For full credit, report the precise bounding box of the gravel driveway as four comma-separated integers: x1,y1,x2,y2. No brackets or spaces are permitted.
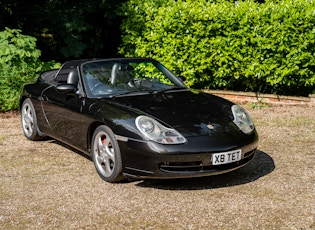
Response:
1,105,314,229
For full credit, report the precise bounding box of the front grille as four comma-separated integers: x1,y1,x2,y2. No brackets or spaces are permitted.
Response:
244,149,255,158
159,161,203,172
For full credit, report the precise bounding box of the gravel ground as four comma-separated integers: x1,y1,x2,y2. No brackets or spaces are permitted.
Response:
0,105,314,229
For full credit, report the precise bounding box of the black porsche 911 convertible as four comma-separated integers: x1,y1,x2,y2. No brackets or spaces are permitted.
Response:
20,58,258,182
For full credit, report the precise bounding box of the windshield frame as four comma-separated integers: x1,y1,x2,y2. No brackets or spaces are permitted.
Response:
79,58,186,98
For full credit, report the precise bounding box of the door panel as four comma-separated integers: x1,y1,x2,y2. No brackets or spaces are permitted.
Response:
41,86,85,148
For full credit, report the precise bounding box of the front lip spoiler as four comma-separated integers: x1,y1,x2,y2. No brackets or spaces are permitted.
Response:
124,167,154,175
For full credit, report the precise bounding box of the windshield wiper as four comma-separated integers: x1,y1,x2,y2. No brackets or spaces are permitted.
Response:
154,86,188,94
109,90,151,98
109,87,187,98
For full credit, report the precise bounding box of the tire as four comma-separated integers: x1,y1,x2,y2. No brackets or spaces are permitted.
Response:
91,125,125,182
21,98,42,141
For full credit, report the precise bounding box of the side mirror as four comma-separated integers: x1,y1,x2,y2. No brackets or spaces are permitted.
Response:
56,84,77,94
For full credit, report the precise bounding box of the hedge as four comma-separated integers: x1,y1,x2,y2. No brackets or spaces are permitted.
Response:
118,0,315,96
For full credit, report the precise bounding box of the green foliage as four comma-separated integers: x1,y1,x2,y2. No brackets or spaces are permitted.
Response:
0,28,60,112
0,0,125,61
118,0,315,96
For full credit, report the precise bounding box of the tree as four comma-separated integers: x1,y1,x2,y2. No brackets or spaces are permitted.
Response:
0,0,125,62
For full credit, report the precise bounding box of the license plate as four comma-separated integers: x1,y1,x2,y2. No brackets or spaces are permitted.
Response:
212,149,242,165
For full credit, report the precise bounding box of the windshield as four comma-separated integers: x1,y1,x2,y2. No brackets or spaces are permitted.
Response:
81,59,186,97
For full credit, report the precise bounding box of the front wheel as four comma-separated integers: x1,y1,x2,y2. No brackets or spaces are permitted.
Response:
91,125,125,182
21,98,42,141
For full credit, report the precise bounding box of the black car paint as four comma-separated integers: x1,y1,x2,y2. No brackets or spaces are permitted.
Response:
20,58,258,179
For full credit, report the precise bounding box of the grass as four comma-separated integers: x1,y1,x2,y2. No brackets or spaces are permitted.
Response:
246,101,270,109
1,106,314,229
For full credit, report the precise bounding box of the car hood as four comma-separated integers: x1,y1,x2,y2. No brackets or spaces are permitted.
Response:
109,90,238,137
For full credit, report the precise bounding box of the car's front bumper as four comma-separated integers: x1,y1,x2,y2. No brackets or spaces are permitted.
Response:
118,132,259,179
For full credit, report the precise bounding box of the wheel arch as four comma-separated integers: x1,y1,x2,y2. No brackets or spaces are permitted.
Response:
19,96,28,109
87,121,110,154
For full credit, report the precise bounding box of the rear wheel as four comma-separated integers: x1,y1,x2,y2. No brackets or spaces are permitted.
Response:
21,99,42,141
91,125,125,182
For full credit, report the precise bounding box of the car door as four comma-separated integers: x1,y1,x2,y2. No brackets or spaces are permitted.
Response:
41,69,86,148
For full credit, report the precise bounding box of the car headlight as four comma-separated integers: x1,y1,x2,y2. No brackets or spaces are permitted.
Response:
231,105,255,134
135,115,186,144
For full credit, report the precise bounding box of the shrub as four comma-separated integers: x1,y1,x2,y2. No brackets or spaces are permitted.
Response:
118,0,315,96
0,28,60,112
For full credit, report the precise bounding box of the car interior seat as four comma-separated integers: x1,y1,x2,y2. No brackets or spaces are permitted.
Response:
67,70,79,86
110,63,134,85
